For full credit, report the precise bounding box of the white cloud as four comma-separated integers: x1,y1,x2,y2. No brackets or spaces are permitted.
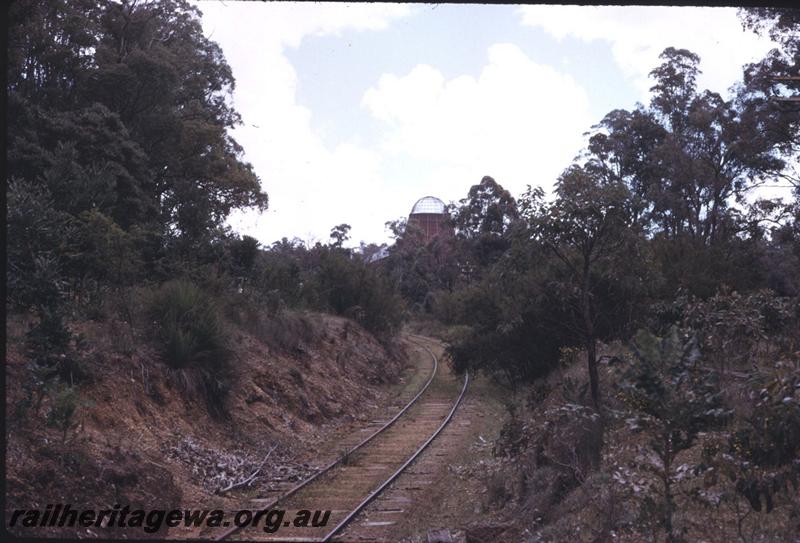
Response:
193,4,773,246
362,43,593,203
518,6,775,100
194,2,412,245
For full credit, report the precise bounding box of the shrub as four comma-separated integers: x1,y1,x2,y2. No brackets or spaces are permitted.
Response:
148,280,231,369
25,306,85,385
147,280,233,414
64,210,141,290
304,247,405,336
681,289,798,371
6,178,71,311
616,327,732,543
447,305,570,386
46,383,82,443
648,289,799,370
703,359,800,515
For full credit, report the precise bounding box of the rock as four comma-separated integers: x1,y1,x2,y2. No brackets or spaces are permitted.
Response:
427,528,453,543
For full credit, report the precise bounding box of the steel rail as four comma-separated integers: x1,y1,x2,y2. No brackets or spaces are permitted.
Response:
320,341,469,542
216,336,438,541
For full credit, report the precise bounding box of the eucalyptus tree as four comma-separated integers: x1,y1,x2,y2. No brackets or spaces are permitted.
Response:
8,0,268,259
453,176,520,275
581,46,795,296
522,165,642,407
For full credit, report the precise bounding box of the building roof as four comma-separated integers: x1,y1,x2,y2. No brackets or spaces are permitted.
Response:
410,196,446,215
367,245,391,263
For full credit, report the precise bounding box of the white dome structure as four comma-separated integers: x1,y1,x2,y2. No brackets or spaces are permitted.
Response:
408,196,450,242
410,196,446,215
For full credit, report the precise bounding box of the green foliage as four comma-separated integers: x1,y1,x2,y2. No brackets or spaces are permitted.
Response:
649,289,799,371
6,178,71,310
227,235,261,279
384,220,459,311
523,166,646,405
329,224,351,248
444,42,798,410
683,290,799,368
445,234,576,385
617,328,732,542
90,0,268,244
734,362,800,468
702,360,800,515
146,280,233,415
582,43,795,298
148,280,232,371
738,8,799,184
26,308,71,364
494,401,604,520
46,383,82,443
384,176,522,312
209,233,407,338
65,210,142,290
447,304,569,386
452,175,518,272
620,328,730,435
8,0,268,277
454,175,518,238
308,246,404,336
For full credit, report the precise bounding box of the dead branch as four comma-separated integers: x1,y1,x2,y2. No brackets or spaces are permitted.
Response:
216,444,278,495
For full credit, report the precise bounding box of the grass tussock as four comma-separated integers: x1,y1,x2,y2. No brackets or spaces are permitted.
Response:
148,280,233,415
148,280,232,370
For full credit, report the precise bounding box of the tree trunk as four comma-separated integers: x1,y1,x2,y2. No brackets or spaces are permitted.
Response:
662,434,676,543
586,337,599,408
582,261,600,408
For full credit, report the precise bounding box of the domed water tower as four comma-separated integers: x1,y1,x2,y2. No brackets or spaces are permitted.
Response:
408,196,450,243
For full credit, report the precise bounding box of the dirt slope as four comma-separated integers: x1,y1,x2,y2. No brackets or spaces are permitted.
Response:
5,312,408,539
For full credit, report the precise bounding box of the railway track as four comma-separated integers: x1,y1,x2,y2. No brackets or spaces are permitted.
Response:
218,335,469,542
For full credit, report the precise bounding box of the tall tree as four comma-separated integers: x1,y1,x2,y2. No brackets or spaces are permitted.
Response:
524,166,638,407
88,0,268,246
329,224,351,249
7,0,269,268
738,8,800,191
454,175,519,238
384,218,459,311
453,175,520,276
587,48,787,246
581,46,794,296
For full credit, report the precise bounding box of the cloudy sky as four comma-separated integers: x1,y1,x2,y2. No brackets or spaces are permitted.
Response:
194,2,775,247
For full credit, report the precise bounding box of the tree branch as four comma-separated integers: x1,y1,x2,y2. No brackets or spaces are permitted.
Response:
216,444,278,495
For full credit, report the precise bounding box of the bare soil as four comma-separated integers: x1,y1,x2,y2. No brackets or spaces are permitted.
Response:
5,311,412,539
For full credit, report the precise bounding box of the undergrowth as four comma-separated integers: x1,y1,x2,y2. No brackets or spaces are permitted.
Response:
148,280,233,415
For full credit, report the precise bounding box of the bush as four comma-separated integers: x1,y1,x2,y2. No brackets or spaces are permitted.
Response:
147,280,233,414
682,289,798,369
6,178,71,311
703,359,800,515
447,301,571,385
46,383,81,443
25,303,84,386
303,247,405,336
616,328,732,543
64,210,141,290
148,280,231,369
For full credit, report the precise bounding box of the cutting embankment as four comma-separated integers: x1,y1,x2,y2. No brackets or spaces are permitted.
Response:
5,308,413,539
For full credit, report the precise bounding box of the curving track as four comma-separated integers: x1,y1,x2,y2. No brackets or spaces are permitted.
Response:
218,335,468,542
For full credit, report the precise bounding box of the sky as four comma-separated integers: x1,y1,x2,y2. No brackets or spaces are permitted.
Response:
193,2,777,247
